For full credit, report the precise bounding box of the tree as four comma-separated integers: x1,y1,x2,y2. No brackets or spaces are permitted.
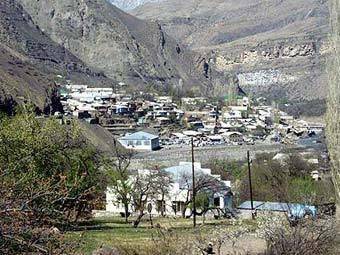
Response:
179,172,226,218
131,170,156,228
0,107,103,254
106,141,134,223
131,169,172,227
327,0,340,203
152,166,173,217
240,153,334,205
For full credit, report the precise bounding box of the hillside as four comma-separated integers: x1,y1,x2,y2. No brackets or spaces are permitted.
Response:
132,0,331,116
18,0,224,96
0,0,113,112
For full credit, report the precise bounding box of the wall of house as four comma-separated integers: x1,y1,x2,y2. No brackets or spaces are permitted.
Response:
118,139,153,151
106,181,227,217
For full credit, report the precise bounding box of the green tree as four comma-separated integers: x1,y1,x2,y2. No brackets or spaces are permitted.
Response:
0,107,103,254
239,153,332,204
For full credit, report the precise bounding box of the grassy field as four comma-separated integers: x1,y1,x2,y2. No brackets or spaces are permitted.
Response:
66,216,258,254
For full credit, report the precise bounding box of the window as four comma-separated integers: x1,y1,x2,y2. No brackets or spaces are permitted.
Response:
214,197,220,207
128,140,134,146
144,140,150,146
136,140,142,146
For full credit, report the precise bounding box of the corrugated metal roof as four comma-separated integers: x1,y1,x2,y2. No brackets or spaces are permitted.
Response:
120,131,158,140
238,201,317,217
238,201,264,210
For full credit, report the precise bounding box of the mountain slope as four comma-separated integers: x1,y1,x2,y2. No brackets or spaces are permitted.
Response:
0,0,113,112
132,0,331,116
18,0,217,94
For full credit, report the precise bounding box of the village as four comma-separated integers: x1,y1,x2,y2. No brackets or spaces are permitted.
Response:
55,82,333,222
58,82,325,151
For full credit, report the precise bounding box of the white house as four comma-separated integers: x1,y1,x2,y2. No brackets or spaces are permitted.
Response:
106,162,232,217
118,131,160,151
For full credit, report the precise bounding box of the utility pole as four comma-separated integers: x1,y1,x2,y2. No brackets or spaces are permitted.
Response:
191,137,196,227
247,150,255,220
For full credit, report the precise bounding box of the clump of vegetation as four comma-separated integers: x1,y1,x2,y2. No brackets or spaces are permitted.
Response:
0,106,104,253
257,213,336,255
239,153,334,205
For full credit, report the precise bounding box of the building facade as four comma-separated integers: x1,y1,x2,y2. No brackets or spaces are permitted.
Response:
106,162,232,217
118,131,160,151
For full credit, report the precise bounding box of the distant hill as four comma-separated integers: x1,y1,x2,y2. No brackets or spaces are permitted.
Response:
132,0,331,116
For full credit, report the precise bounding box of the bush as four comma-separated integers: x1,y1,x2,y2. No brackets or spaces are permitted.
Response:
0,108,104,253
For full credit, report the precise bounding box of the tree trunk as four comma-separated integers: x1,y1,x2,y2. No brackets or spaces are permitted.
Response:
133,211,144,228
124,202,129,223
181,204,188,218
161,194,165,217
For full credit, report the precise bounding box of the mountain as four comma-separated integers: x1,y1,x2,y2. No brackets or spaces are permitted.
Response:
132,0,331,116
108,0,163,11
0,0,113,113
18,0,225,96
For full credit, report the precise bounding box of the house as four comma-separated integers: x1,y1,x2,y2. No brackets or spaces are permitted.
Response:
225,106,249,119
118,131,160,151
106,162,232,217
222,132,244,144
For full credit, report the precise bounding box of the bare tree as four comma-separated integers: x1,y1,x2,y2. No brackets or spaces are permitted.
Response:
106,141,134,223
152,166,173,217
257,213,336,255
131,169,172,227
179,172,226,218
132,170,157,228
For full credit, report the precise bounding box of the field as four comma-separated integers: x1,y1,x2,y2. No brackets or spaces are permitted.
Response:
66,215,262,254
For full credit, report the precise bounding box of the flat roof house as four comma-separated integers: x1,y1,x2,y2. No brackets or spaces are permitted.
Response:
118,131,160,151
106,163,232,217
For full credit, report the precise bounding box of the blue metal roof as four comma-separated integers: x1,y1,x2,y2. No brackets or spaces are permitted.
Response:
238,201,264,210
120,131,158,141
238,201,317,218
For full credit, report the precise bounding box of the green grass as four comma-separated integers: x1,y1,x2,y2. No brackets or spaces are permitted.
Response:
66,216,257,254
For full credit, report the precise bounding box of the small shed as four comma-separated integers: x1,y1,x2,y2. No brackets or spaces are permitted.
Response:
118,131,160,151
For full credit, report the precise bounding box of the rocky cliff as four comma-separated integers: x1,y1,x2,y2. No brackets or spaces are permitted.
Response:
18,0,219,95
132,0,330,116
